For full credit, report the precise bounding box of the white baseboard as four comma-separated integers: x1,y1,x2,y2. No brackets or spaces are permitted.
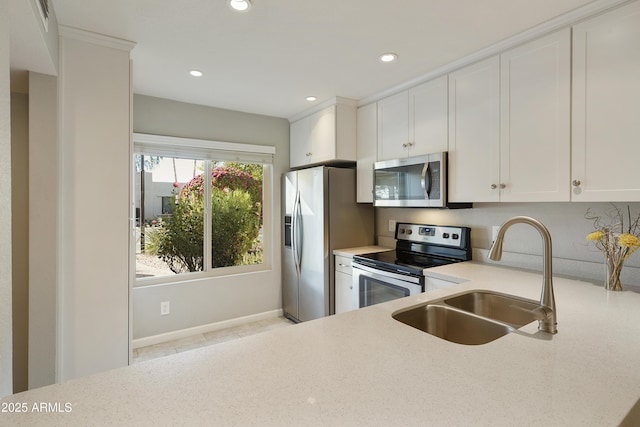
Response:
132,309,284,349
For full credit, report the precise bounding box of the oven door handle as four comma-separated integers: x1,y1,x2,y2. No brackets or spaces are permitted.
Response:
352,262,422,285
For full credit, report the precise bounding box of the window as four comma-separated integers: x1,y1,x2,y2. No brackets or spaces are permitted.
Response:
133,133,274,284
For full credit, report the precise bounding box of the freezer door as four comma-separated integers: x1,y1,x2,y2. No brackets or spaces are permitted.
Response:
282,171,299,320
297,167,329,321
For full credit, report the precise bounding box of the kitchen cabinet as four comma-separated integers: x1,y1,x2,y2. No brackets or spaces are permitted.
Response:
571,1,640,201
448,56,500,202
449,29,570,202
290,100,356,168
499,28,571,202
377,76,448,161
356,103,377,203
334,255,355,314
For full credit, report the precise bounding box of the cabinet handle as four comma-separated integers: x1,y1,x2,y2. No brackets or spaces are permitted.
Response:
402,143,408,148
338,263,349,267
491,184,497,190
572,179,581,187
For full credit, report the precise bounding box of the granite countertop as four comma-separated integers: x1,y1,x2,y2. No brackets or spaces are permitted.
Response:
2,262,640,426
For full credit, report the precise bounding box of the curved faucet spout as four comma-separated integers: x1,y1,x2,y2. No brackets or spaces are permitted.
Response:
488,216,557,334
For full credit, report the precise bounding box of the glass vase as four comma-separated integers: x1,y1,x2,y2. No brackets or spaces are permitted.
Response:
605,259,624,291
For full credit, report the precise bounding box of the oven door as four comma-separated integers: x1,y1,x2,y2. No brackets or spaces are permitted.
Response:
352,262,423,308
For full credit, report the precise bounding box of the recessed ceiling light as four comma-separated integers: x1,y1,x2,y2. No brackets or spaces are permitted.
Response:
305,96,317,102
228,0,251,11
189,70,203,77
379,53,398,63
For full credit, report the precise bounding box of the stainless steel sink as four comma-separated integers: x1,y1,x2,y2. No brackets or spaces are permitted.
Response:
392,304,514,345
444,291,541,328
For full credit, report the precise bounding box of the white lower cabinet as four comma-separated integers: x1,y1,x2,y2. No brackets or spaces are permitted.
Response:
335,256,355,314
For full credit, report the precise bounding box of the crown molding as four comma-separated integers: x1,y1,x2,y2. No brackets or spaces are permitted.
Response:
288,96,357,123
58,25,136,52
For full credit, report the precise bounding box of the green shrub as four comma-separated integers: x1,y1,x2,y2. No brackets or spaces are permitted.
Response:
147,166,262,273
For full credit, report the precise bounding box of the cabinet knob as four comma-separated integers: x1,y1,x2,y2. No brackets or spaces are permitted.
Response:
499,183,506,189
572,179,581,187
491,184,497,190
306,152,312,157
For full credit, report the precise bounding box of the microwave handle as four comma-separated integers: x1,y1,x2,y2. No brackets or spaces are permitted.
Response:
421,162,431,199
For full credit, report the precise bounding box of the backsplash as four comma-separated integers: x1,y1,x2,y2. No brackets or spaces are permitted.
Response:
375,202,640,290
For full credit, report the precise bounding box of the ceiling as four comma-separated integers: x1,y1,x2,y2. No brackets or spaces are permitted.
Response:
40,0,598,119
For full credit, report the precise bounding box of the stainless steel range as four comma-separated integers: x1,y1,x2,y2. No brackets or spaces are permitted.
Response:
352,223,472,308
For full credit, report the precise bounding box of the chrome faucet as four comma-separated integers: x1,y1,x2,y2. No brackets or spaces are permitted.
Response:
488,216,558,334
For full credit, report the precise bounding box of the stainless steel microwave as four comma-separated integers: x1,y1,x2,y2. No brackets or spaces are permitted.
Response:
373,152,471,209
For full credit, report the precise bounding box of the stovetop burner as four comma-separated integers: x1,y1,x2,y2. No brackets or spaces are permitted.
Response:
353,223,471,276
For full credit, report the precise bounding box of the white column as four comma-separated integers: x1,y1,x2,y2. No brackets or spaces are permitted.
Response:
58,26,135,381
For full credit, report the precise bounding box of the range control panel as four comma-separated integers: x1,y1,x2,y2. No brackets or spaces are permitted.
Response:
395,223,467,248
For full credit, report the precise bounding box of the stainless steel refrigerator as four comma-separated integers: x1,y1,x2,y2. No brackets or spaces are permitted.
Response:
282,166,374,322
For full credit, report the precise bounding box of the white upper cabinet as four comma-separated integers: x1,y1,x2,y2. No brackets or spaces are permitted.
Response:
356,103,377,203
449,29,570,203
377,76,448,161
290,100,356,168
571,1,640,201
410,75,448,155
377,91,409,161
448,56,500,203
500,28,571,202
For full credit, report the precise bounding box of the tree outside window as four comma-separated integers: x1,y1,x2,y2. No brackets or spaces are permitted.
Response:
134,155,264,279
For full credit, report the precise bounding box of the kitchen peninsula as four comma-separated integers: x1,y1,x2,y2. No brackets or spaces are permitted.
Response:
1,263,639,426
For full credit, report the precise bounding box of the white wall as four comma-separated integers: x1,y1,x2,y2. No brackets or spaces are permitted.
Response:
132,95,289,340
28,71,57,389
376,202,640,288
58,28,134,381
0,0,14,398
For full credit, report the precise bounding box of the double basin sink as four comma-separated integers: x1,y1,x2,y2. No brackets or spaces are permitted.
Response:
392,290,545,345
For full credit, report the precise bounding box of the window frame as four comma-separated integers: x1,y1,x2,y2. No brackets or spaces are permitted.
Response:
131,133,275,287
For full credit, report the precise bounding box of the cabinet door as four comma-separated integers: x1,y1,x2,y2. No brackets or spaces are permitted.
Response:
290,116,311,168
334,271,353,314
448,56,500,202
309,105,336,164
356,103,377,203
572,1,640,201
377,91,409,161
500,29,571,202
410,75,448,155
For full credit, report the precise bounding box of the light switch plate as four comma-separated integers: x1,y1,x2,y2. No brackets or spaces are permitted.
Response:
388,220,396,232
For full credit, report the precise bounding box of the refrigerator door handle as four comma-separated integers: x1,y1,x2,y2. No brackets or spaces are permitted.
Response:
294,192,303,271
292,191,301,274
